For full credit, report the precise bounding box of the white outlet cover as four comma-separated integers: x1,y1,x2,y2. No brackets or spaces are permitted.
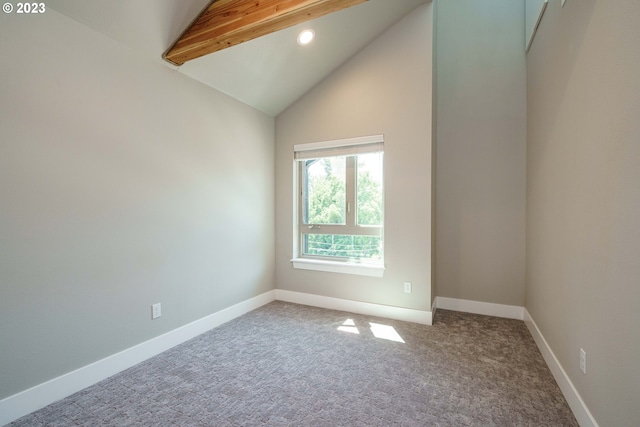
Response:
152,303,161,319
403,282,412,293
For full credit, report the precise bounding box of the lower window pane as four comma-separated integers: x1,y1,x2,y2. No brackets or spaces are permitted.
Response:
303,234,382,260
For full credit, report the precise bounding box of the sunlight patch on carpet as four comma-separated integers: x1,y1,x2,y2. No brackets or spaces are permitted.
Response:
336,318,405,343
337,318,360,334
369,322,405,343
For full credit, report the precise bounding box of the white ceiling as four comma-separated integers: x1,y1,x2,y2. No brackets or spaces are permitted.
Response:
48,0,429,116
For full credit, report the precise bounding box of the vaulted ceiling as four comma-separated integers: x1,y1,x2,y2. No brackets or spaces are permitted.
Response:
48,0,429,116
163,0,369,65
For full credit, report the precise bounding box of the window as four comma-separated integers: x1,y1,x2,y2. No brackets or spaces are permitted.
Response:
292,135,384,276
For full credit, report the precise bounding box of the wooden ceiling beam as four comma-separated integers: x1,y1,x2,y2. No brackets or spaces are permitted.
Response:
163,0,367,66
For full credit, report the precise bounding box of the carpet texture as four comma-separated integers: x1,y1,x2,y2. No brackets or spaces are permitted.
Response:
9,301,578,426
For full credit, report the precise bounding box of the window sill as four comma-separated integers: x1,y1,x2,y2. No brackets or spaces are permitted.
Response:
291,258,385,277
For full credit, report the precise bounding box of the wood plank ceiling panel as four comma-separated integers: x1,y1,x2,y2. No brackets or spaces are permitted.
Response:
163,0,368,66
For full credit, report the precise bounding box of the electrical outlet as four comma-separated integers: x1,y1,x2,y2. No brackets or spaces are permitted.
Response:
579,348,586,374
151,303,161,319
403,282,412,294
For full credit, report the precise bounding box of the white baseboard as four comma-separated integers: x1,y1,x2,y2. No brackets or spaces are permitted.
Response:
524,309,598,427
435,296,524,320
1,292,596,427
0,290,276,427
275,289,433,325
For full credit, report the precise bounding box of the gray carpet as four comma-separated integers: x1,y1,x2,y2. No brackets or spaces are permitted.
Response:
9,301,578,426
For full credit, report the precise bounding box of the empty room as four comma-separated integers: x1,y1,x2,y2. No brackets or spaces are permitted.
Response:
1,0,638,425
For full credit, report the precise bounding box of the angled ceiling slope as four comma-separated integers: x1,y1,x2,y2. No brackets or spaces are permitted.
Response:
163,0,368,66
48,0,429,116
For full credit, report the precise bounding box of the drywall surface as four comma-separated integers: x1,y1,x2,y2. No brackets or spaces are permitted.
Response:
434,0,527,306
526,0,640,425
275,4,433,311
525,0,548,51
0,10,274,399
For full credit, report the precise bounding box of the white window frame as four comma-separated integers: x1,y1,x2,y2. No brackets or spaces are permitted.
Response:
291,135,385,277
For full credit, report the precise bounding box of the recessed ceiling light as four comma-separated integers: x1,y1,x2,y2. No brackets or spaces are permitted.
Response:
297,29,315,46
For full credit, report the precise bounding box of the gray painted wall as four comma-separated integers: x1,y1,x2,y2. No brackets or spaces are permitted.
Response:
526,0,640,425
0,10,275,399
6,1,638,424
275,4,433,312
434,0,527,306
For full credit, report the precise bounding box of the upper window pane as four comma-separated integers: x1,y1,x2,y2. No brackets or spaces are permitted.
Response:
303,157,346,225
357,152,383,226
